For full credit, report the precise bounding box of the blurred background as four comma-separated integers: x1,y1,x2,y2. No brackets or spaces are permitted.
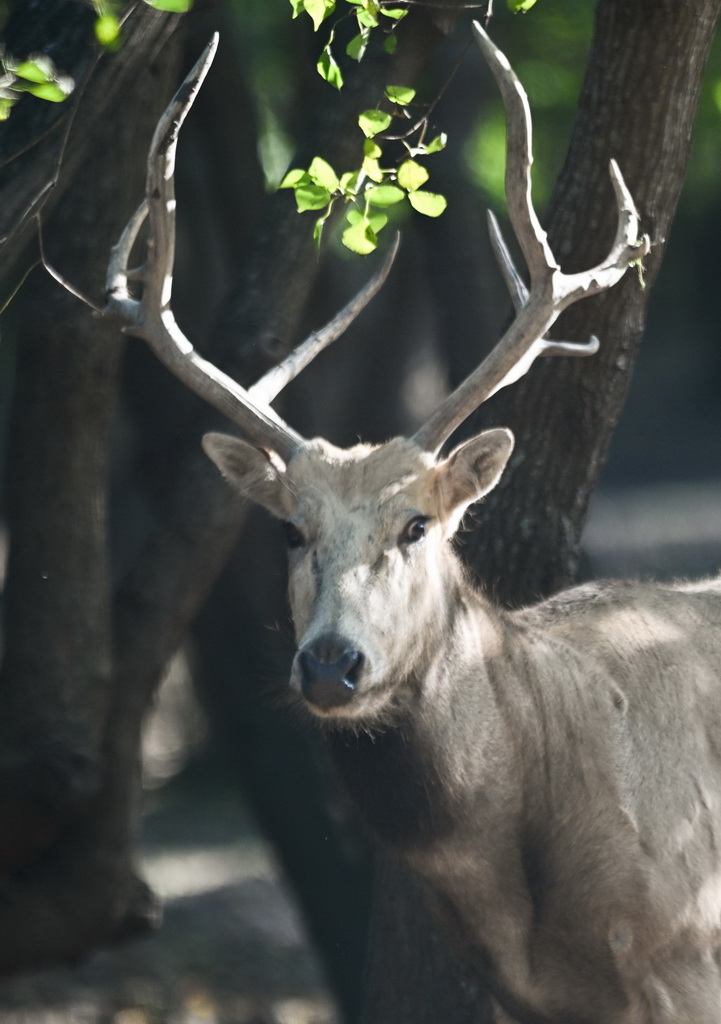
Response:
0,0,720,1021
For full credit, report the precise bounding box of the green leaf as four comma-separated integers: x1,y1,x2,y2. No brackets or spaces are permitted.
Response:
385,85,415,106
424,133,447,154
14,57,55,84
397,159,428,191
365,184,405,207
346,30,369,61
308,155,339,191
407,190,447,217
25,81,69,102
507,0,538,10
347,207,387,232
317,43,344,89
294,183,331,211
0,97,16,120
95,13,121,48
144,0,192,10
289,0,305,14
363,139,382,159
380,6,407,18
342,215,378,255
279,168,311,188
305,0,335,31
358,108,392,138
362,156,383,182
361,141,384,180
366,210,388,233
383,33,397,55
357,9,379,27
339,171,361,195
356,0,381,22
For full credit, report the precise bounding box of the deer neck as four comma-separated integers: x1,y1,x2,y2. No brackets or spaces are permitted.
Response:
324,582,522,852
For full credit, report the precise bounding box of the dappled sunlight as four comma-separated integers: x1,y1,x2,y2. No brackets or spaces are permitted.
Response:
593,606,687,651
141,841,275,900
682,870,721,933
142,649,207,789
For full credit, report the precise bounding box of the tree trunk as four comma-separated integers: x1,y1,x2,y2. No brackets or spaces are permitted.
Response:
0,1,184,969
361,1,721,1020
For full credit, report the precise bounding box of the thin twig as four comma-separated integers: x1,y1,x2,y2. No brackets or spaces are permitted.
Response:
0,259,39,316
383,38,473,143
36,213,103,313
0,44,94,252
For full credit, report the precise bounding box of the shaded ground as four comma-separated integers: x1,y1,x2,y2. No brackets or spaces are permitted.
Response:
0,778,340,1024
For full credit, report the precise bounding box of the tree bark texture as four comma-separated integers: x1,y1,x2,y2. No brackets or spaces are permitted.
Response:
361,1,721,1022
0,1,184,969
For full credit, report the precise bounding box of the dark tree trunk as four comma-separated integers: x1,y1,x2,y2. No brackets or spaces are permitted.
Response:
0,1,184,969
361,1,721,1021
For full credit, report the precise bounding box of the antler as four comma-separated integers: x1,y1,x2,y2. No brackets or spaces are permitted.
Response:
103,35,398,463
412,22,650,456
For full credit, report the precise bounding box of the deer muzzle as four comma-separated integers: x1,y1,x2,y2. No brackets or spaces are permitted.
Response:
296,636,364,712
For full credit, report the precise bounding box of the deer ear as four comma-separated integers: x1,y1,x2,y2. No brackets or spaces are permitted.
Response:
436,428,514,529
202,432,292,519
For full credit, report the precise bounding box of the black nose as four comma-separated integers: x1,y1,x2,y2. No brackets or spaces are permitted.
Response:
297,637,364,711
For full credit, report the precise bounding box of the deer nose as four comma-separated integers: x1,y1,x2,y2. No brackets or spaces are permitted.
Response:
297,639,363,711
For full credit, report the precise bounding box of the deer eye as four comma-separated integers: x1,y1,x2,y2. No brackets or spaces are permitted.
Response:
282,521,305,549
399,516,430,545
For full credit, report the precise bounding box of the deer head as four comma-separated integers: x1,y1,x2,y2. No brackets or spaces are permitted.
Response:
201,430,513,719
103,25,648,724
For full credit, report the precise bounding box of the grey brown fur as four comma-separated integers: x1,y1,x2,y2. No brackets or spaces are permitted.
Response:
203,432,721,1024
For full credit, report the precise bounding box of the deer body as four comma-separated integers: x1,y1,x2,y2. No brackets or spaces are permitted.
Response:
204,432,721,1024
334,583,721,1024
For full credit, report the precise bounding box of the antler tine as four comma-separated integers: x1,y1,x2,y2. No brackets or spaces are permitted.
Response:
475,25,557,286
412,23,649,456
487,210,528,312
250,233,400,406
488,209,601,359
103,35,304,464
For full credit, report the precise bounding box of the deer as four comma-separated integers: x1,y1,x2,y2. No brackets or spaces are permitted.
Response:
98,21,721,1024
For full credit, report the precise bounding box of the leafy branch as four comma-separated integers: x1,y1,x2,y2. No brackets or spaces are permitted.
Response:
92,0,191,51
284,0,448,253
291,0,407,87
0,52,74,121
281,92,447,253
0,0,192,121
